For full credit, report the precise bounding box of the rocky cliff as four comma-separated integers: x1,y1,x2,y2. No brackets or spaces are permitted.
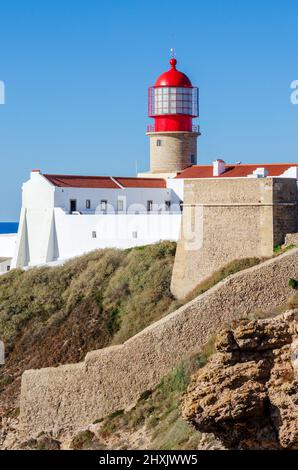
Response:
182,311,298,449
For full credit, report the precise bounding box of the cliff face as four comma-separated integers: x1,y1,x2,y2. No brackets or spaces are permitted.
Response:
181,311,298,449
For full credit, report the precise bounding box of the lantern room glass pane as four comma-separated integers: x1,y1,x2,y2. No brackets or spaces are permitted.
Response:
149,86,198,117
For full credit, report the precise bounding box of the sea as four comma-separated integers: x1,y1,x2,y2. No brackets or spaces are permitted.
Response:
0,222,19,234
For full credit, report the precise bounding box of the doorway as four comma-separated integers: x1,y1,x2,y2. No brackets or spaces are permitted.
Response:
70,199,77,213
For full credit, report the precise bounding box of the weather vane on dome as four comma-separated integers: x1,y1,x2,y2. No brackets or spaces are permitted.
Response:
170,47,176,59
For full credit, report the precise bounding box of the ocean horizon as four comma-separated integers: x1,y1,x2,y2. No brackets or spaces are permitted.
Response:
0,222,19,234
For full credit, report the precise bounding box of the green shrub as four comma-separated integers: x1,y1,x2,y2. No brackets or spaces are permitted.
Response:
289,278,298,290
0,242,176,349
274,244,296,256
21,435,61,451
70,430,99,450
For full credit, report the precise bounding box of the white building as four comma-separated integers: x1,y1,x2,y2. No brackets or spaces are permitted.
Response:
0,57,297,271
7,161,297,270
11,171,182,269
0,233,17,274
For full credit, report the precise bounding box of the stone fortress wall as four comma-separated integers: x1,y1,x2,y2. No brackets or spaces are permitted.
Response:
171,178,298,299
20,246,298,438
284,232,298,246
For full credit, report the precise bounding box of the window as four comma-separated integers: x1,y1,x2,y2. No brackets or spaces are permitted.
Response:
149,86,198,117
191,154,196,164
101,200,108,212
156,139,162,147
117,198,124,212
147,200,153,212
92,231,97,238
132,231,138,239
86,199,91,209
70,199,77,213
165,201,171,211
6,266,10,272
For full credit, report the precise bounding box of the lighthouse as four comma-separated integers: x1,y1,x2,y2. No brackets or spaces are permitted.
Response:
146,56,200,175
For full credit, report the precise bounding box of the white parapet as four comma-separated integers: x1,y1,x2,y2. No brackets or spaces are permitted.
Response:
0,234,17,258
12,207,182,269
0,234,17,273
53,208,182,262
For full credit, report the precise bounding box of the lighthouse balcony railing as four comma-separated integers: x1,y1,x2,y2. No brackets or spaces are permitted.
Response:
146,124,200,133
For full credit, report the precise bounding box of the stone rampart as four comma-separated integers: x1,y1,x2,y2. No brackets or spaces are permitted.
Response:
20,247,298,437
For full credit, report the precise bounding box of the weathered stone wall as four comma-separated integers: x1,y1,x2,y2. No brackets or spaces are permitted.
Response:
171,178,298,299
20,247,298,438
284,232,298,246
273,178,298,246
148,131,198,173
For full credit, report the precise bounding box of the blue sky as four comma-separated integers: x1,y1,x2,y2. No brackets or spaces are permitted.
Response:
0,0,297,220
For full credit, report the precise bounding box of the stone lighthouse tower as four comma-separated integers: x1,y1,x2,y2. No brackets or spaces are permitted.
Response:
146,56,200,175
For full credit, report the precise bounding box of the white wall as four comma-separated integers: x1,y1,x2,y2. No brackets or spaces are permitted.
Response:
12,172,183,268
279,167,298,179
54,208,181,260
54,186,180,214
0,234,17,258
0,258,12,274
12,172,55,268
0,233,15,274
166,178,184,201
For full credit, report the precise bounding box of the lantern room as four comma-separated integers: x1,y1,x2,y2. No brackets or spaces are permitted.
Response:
148,58,199,132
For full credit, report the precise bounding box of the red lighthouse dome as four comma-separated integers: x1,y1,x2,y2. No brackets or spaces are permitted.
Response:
148,58,199,132
154,59,192,88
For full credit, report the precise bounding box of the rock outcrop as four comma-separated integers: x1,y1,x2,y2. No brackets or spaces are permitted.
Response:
182,311,298,449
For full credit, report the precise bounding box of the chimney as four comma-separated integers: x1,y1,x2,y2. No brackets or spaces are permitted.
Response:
213,159,226,177
249,167,269,178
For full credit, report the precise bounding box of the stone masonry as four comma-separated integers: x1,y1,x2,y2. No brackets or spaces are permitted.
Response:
284,232,298,247
171,178,298,299
20,247,298,438
147,131,198,173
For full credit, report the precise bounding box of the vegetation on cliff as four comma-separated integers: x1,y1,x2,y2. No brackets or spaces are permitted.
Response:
0,242,177,414
68,340,218,451
1,241,297,449
105,343,218,449
0,240,274,418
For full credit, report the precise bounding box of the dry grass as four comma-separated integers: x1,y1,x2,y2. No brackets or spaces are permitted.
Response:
287,292,298,310
0,242,177,414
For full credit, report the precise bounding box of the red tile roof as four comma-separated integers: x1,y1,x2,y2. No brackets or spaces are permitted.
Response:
114,177,166,188
43,174,166,189
175,163,298,179
44,174,119,188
